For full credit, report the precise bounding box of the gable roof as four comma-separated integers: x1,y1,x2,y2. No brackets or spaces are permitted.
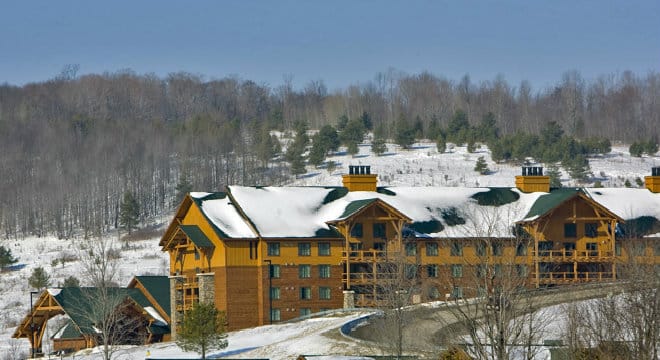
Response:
522,188,582,221
179,225,214,248
130,275,171,319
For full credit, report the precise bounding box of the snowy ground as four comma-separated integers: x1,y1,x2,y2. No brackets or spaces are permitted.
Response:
1,140,658,359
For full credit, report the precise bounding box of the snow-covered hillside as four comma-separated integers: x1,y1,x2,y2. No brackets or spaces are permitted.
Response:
1,140,658,359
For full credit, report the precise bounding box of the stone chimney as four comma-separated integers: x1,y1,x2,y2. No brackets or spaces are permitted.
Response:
515,166,550,193
645,167,660,193
342,165,377,192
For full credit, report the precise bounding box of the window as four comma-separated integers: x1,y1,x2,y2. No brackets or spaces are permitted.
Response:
374,242,386,252
451,241,463,256
405,242,417,256
491,242,503,256
586,242,598,256
269,264,280,278
516,265,528,277
451,264,463,278
563,242,576,255
270,287,280,300
427,264,439,278
615,242,622,256
539,241,553,256
319,286,331,300
477,286,487,297
405,264,418,280
494,264,503,277
249,241,257,259
350,223,363,238
318,242,331,256
319,264,331,278
298,242,311,256
429,286,440,299
655,243,660,256
585,223,598,238
300,287,312,300
516,243,527,256
300,308,312,317
564,223,577,238
298,264,311,278
477,264,487,278
452,286,463,299
476,242,486,256
373,223,386,238
270,309,281,322
267,242,280,256
194,249,200,260
426,242,439,256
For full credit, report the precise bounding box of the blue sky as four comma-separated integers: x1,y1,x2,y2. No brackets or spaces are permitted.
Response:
1,1,658,91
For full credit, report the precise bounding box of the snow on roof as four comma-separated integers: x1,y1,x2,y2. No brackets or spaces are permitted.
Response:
201,186,545,238
144,306,167,326
47,288,62,296
192,193,256,238
585,188,660,220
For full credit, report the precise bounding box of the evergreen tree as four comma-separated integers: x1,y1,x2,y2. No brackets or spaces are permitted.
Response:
563,154,591,183
346,141,359,157
546,164,563,188
290,155,307,178
371,137,387,156
308,135,327,168
256,125,280,166
413,115,424,139
326,160,337,174
447,109,470,144
644,138,659,155
477,112,500,144
473,156,490,175
176,302,228,360
337,114,349,131
0,246,18,271
629,141,644,157
285,120,310,162
436,133,447,154
61,275,81,288
28,266,50,290
394,114,415,149
359,111,373,131
174,174,193,205
316,124,340,155
340,119,366,149
119,190,140,234
466,140,476,153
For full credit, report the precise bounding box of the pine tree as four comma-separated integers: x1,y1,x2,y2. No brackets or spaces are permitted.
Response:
436,133,447,154
563,154,591,183
346,141,359,157
474,156,490,175
176,302,228,360
174,175,193,205
0,246,18,271
60,275,81,288
290,155,307,178
371,137,387,156
394,114,415,149
546,164,563,188
119,190,140,234
308,136,326,167
28,266,51,290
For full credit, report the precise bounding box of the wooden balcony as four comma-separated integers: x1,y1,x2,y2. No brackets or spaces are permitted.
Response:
174,281,199,312
342,272,401,285
532,249,614,262
536,271,614,284
342,250,392,262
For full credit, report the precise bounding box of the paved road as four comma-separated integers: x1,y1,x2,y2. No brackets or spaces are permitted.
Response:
349,283,623,356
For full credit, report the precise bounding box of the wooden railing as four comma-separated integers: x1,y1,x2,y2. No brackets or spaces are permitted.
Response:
532,249,614,262
175,281,199,312
536,271,614,284
342,250,393,262
342,272,401,285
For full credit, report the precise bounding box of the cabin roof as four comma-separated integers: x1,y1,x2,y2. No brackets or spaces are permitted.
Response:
179,225,214,248
131,275,171,317
522,188,583,221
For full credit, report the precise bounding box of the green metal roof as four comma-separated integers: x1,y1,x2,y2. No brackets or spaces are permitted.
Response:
523,188,582,220
53,287,153,335
133,275,171,317
179,225,215,248
338,198,379,219
51,320,83,340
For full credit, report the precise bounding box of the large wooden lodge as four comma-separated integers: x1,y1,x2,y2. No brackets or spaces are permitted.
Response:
162,165,660,333
14,165,660,354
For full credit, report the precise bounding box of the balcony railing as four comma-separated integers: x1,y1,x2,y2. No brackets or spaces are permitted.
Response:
536,271,614,284
532,249,614,262
342,250,394,262
342,272,402,285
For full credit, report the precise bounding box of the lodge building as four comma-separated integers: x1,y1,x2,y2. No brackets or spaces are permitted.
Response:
160,166,660,333
14,166,660,355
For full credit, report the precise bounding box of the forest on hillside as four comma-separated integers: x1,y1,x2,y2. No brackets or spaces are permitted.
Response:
0,68,659,239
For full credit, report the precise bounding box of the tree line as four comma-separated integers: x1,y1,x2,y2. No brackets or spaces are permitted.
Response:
1,68,659,239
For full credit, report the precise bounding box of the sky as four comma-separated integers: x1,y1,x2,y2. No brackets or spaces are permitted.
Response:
1,0,659,91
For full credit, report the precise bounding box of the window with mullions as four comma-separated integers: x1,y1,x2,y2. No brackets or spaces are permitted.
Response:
491,242,503,256
476,242,486,256
267,242,280,256
451,264,463,278
269,264,280,278
452,286,463,299
516,243,527,256
298,264,311,278
477,264,487,278
585,223,598,238
319,286,331,300
300,287,312,300
451,241,463,256
300,308,311,317
564,223,577,238
426,242,439,256
270,287,280,300
319,264,331,278
426,264,439,278
405,242,417,256
318,242,331,256
271,309,281,322
298,242,311,256
373,223,386,239
350,223,363,238
516,265,529,277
